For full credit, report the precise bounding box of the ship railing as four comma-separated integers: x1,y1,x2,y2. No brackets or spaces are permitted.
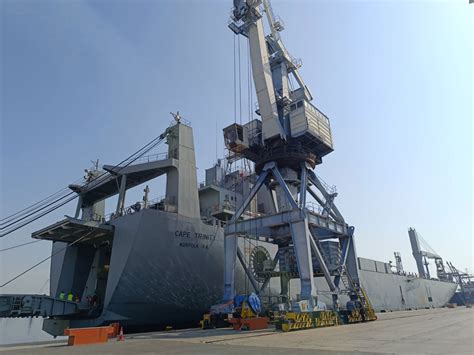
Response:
128,152,169,165
90,213,106,223
105,195,176,221
73,212,106,223
126,148,179,166
168,118,192,127
199,179,226,189
204,202,236,217
203,202,264,220
199,172,250,190
76,151,177,189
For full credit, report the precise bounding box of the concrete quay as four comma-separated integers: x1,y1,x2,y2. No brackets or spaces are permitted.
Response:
1,307,472,354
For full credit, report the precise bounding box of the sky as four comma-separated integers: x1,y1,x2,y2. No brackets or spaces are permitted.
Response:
0,0,472,294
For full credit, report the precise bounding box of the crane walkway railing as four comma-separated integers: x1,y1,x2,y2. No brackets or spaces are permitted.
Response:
127,152,171,165
315,174,337,195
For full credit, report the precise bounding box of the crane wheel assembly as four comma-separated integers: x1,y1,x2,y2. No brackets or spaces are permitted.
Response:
201,308,376,333
201,291,377,333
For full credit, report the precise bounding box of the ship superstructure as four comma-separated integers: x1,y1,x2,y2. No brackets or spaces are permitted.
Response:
0,121,233,335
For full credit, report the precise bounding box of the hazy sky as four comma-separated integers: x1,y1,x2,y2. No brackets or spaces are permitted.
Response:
1,0,472,294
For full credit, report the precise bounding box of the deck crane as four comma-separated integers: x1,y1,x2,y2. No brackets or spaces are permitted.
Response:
219,0,371,317
408,228,449,280
446,262,473,306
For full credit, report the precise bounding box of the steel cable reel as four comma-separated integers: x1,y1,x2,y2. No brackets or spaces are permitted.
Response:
249,245,271,283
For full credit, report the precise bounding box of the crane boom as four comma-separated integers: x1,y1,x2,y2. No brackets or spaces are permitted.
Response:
232,1,284,141
248,8,284,140
261,0,313,102
226,0,333,169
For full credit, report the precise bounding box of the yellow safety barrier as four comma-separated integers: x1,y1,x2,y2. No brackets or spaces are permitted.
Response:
280,311,341,332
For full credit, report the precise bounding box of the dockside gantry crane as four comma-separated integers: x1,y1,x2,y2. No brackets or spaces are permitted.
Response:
220,0,368,314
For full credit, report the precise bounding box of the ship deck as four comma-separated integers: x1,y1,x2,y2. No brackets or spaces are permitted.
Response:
2,307,472,354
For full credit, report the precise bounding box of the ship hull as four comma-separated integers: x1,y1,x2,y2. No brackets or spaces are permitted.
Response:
305,272,457,312
67,209,246,330
359,270,457,311
66,209,456,330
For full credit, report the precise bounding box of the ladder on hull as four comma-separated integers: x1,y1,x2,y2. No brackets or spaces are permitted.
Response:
337,265,377,320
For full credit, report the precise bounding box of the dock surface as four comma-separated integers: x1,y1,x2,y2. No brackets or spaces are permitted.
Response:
2,307,473,354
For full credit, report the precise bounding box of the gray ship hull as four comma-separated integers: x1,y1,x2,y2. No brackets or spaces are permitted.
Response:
65,208,455,330
359,270,457,311
70,209,226,329
304,272,457,312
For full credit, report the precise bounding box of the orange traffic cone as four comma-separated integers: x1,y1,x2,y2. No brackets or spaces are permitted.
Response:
117,326,125,341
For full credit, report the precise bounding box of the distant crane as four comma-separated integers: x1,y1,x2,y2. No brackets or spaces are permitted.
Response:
394,252,404,273
408,228,448,280
446,261,473,306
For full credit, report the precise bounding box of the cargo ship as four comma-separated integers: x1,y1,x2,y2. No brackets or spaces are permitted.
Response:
0,118,457,335
0,0,457,336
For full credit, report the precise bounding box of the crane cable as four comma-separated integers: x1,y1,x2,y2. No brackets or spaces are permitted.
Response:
238,34,242,126
0,175,85,225
0,240,41,252
0,130,170,286
38,278,50,294
0,186,74,225
0,135,164,238
0,192,77,231
0,195,79,238
0,132,167,238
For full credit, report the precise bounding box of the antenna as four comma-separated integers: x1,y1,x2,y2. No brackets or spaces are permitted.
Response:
170,111,182,123
90,159,99,171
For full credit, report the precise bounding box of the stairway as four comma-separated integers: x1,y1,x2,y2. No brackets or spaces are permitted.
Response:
337,265,377,320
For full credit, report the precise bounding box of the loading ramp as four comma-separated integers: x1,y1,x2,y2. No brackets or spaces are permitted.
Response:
0,294,83,318
32,216,114,245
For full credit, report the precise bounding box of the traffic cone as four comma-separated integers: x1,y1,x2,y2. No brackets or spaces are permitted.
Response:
117,326,125,341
